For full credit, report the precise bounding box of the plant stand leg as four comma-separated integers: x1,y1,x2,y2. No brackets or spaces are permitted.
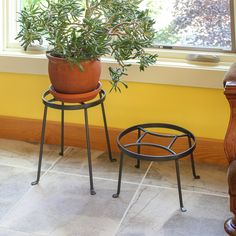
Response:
113,152,124,198
59,102,64,156
100,93,116,162
188,137,200,179
175,159,186,212
135,128,141,168
84,108,96,195
32,105,48,185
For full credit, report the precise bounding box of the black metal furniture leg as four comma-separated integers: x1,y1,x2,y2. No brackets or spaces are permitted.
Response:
113,152,124,198
84,108,96,195
100,93,116,162
135,159,141,169
188,137,200,179
175,159,186,212
135,128,141,168
59,102,64,156
31,105,48,185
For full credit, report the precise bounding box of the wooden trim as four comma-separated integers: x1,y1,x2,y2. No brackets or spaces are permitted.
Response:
0,115,227,165
224,78,236,235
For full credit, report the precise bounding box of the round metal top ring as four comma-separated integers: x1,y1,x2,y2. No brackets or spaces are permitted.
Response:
42,89,106,110
117,123,196,161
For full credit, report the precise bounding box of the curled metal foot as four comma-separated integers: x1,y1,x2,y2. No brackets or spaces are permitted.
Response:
110,158,117,162
225,217,236,235
112,193,119,198
90,189,96,195
194,175,200,179
31,181,39,186
59,152,64,156
181,207,187,212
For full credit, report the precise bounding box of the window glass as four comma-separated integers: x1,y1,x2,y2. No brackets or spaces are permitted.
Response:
141,0,232,51
17,0,234,52
22,0,42,7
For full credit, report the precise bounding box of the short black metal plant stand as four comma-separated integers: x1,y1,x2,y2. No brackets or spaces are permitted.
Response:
112,123,200,212
31,89,116,195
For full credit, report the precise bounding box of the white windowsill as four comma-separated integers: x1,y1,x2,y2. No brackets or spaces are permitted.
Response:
0,49,233,89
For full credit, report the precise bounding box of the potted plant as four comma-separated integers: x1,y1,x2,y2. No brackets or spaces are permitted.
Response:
16,0,157,101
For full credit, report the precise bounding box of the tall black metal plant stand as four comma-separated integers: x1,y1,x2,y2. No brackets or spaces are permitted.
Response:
112,123,200,212
31,89,116,195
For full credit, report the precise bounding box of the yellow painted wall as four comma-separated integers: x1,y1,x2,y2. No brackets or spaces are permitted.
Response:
0,72,229,140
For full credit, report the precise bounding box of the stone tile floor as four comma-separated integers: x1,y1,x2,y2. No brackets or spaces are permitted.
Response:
0,138,231,236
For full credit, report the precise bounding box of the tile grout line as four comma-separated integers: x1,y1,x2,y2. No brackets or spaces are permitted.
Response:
0,145,71,171
0,226,47,236
49,169,229,198
35,149,68,182
0,162,37,171
140,183,229,198
49,169,141,186
0,148,69,226
112,161,153,236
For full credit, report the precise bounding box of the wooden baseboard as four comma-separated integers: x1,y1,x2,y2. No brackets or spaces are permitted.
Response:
0,115,227,165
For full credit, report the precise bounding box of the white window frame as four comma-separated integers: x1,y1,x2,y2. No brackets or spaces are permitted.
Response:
2,0,22,50
1,0,236,90
1,0,236,54
2,0,236,53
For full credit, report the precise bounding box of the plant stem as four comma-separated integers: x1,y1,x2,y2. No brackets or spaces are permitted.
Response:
85,0,101,18
108,22,137,35
85,0,90,18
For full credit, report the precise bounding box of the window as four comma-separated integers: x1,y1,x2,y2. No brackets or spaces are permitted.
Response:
22,0,43,8
4,0,22,49
3,0,42,50
2,0,236,53
141,0,235,52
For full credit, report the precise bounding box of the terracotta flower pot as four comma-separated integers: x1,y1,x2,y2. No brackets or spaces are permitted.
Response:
47,53,101,94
